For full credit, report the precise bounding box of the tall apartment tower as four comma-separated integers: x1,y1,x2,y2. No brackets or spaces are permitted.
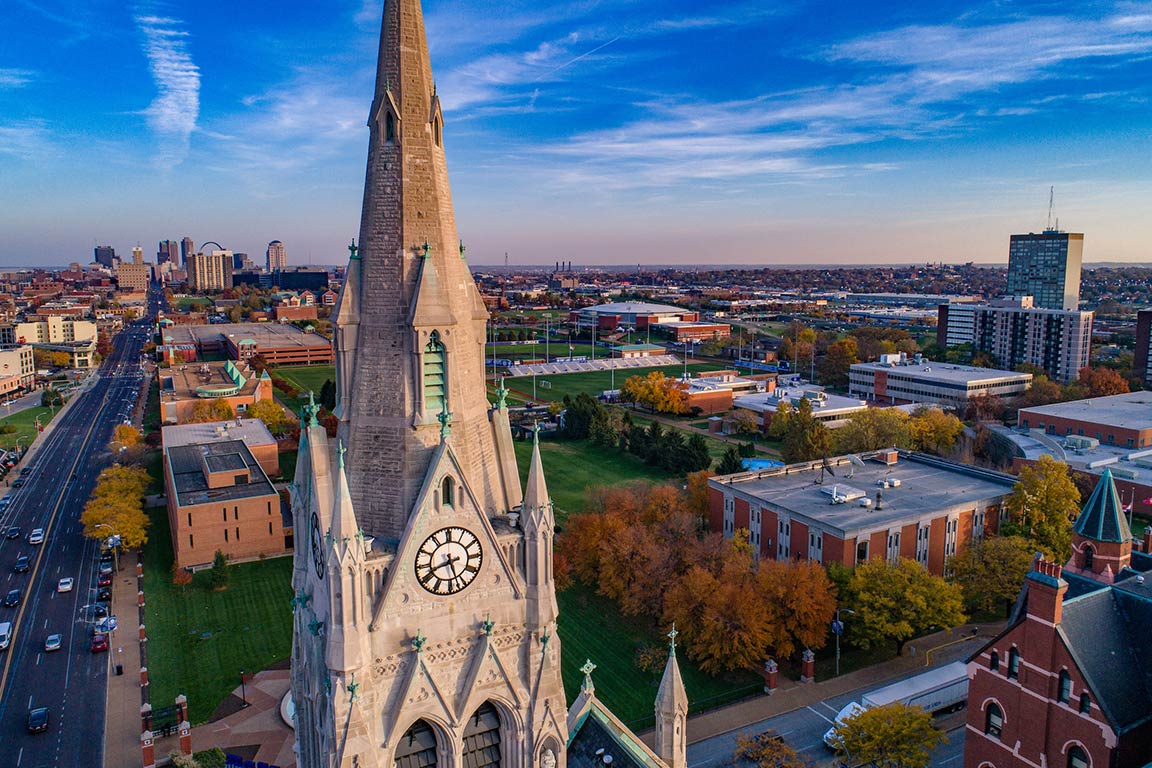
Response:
1007,231,1084,311
285,1,689,766
131,245,144,265
266,240,287,271
180,236,194,267
187,250,233,292
94,245,116,268
157,240,179,264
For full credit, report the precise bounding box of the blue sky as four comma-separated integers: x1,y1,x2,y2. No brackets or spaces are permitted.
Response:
1,0,1151,267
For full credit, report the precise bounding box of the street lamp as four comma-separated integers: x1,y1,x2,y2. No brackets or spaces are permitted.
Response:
94,523,120,572
833,608,855,676
240,670,248,707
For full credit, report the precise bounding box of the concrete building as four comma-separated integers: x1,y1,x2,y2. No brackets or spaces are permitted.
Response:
116,262,151,293
180,236,194,267
963,472,1152,768
94,245,116,269
733,384,867,430
187,250,234,292
162,420,287,569
0,346,36,392
849,354,1032,407
708,450,1015,575
131,246,144,265
157,240,179,264
682,370,770,415
158,360,274,424
1007,230,1084,311
937,297,1093,383
3,317,97,346
266,240,287,271
1133,309,1152,385
570,301,712,333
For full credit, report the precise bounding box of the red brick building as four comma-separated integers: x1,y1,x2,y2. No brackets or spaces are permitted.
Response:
964,470,1152,768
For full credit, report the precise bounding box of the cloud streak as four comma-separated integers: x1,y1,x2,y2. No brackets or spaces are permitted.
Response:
0,69,35,89
134,9,200,168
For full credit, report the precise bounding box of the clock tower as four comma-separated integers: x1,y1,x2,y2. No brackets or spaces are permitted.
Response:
288,0,567,765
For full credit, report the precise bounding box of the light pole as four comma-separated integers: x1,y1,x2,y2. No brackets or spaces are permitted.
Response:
94,523,120,572
543,314,551,363
833,608,855,676
240,670,248,707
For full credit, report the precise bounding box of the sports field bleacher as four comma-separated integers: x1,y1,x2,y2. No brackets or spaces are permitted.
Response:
504,354,681,378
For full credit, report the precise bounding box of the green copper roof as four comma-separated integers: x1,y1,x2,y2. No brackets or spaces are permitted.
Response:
1074,469,1132,544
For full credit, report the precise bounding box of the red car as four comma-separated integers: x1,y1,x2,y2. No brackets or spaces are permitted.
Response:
96,574,112,588
90,634,109,653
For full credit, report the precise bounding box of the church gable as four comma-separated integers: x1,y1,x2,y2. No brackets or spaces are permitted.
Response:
455,629,526,722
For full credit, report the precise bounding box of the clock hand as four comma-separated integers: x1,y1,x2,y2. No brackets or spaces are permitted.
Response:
435,554,461,574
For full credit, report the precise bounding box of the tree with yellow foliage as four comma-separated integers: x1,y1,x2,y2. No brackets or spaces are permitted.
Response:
829,702,945,768
81,464,150,549
246,399,291,435
110,424,142,450
849,558,965,655
620,371,689,415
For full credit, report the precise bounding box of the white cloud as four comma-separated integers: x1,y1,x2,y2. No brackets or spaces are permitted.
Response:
134,10,200,169
0,122,52,160
0,69,35,89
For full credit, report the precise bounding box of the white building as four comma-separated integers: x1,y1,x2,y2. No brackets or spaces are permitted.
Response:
734,383,867,430
849,354,1032,407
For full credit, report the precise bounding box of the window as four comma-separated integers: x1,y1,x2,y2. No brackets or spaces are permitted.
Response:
224,529,229,542
989,651,999,672
1058,670,1072,703
189,534,194,548
433,117,443,147
984,703,1003,739
236,527,240,541
442,476,455,507
267,501,272,516
461,702,500,768
423,331,446,414
1067,746,1088,768
222,509,227,522
395,719,437,768
268,522,273,536
1007,648,1020,680
1079,692,1091,714
234,506,239,521
856,540,869,563
385,112,396,144
187,513,192,527
1083,546,1094,570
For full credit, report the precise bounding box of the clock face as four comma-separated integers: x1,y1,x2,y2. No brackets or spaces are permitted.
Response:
414,526,482,595
310,512,325,578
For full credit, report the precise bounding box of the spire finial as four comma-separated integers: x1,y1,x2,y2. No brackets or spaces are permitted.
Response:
420,241,431,259
459,240,466,259
348,239,359,260
337,440,347,469
482,614,495,635
302,391,320,428
438,400,453,441
346,673,361,702
412,630,427,654
668,624,679,656
532,420,541,445
580,659,597,694
494,377,508,410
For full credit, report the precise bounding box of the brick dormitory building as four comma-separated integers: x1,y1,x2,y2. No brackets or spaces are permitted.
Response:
708,450,1015,575
964,469,1152,768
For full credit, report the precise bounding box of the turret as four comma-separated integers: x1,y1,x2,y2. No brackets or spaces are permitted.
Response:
332,241,361,422
1068,469,1132,582
654,626,688,768
522,425,558,633
326,441,368,672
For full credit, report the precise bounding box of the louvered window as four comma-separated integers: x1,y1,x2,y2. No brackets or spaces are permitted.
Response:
424,331,446,415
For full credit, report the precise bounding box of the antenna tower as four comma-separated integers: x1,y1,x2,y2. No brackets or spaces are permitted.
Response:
1046,186,1055,231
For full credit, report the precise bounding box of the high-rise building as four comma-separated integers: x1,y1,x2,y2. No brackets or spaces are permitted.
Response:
1134,310,1152,385
117,262,150,292
186,250,233,292
288,2,684,766
157,240,179,264
938,297,1093,383
266,240,286,271
180,236,194,267
131,245,144,265
94,245,116,268
1007,231,1084,311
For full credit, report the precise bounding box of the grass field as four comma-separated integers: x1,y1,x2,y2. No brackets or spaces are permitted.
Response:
503,362,718,403
142,506,294,724
177,297,214,310
269,365,335,396
0,406,57,451
484,342,598,363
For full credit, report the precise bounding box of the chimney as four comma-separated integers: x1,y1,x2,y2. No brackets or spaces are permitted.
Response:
1144,527,1152,554
1026,556,1068,625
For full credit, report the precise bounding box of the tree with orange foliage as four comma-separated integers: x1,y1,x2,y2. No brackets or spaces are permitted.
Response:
1077,366,1130,398
620,371,689,415
685,470,716,520
756,559,838,659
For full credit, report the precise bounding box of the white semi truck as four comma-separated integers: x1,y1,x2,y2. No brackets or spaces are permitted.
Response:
823,661,968,748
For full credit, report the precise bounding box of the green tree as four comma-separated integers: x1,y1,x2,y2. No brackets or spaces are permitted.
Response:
766,400,793,441
830,702,945,768
41,388,64,408
247,399,291,435
908,407,964,455
834,408,911,454
319,378,337,411
819,338,859,389
717,445,744,475
560,393,601,440
1003,454,1081,561
211,550,231,590
684,433,713,473
782,397,832,464
849,558,966,655
948,535,1037,616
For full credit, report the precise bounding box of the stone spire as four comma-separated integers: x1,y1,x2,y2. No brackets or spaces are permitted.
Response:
654,626,688,768
522,424,551,522
522,424,558,633
336,0,509,542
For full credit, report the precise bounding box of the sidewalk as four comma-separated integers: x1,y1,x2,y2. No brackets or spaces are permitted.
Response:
191,669,295,767
104,549,155,768
644,621,1003,747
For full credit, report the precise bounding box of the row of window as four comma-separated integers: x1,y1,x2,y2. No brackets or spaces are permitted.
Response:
989,648,1092,710
984,704,1090,768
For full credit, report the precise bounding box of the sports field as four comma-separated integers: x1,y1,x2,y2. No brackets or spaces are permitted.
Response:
503,362,718,403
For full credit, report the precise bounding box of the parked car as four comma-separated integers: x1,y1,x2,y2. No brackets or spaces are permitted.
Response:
26,707,49,734
96,587,112,601
57,577,73,593
44,633,61,652
89,635,108,653
92,603,108,619
13,555,29,573
4,589,20,607
96,574,112,588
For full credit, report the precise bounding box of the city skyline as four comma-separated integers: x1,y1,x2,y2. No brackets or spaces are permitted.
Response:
2,0,1151,266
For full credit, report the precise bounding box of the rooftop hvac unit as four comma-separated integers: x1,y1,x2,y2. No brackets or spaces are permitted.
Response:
860,498,873,508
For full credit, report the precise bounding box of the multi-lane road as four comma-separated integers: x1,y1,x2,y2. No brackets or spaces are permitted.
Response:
0,297,156,768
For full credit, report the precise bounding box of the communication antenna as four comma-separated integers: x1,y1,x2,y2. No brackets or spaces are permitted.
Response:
504,251,509,269
1046,186,1055,232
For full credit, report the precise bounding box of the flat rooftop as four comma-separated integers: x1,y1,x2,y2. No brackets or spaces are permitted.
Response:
161,322,330,349
712,452,1016,537
653,320,729,328
162,418,276,449
1019,392,1152,432
167,439,276,507
852,360,1031,385
734,388,865,415
160,361,260,400
580,301,686,315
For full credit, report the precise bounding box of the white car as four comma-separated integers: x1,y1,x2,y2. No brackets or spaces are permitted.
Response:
57,578,73,593
27,529,44,545
44,633,62,652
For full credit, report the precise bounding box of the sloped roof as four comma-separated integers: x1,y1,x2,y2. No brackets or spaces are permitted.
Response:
568,700,666,768
1074,469,1132,544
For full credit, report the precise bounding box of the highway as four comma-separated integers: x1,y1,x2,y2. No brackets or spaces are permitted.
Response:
0,294,156,768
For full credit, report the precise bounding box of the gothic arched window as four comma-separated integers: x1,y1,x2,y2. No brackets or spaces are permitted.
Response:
442,476,455,507
433,117,442,147
423,331,446,415
1083,545,1095,569
462,702,501,768
989,651,999,672
1079,692,1091,714
1067,745,1089,768
395,719,437,768
1007,647,1020,680
1058,670,1072,703
385,111,397,144
984,703,1003,739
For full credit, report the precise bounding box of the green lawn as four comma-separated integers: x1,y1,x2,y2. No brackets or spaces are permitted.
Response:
142,506,294,724
503,362,718,403
514,437,668,521
0,406,57,451
269,365,335,396
177,297,214,309
557,581,763,729
485,342,598,362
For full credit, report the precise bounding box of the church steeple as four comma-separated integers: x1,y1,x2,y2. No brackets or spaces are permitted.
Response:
654,626,688,768
1068,469,1132,582
336,0,512,543
523,425,558,633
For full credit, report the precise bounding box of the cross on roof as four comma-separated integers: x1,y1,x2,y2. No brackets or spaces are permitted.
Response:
668,624,679,654
348,239,359,260
412,630,427,654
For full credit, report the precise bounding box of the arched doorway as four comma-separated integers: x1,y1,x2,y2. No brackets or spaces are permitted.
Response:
462,702,502,768
395,719,438,768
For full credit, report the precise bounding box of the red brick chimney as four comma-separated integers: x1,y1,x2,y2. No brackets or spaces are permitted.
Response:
1026,558,1068,625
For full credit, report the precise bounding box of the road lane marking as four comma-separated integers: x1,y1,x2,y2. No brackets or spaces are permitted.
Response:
806,705,835,725
819,701,839,715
